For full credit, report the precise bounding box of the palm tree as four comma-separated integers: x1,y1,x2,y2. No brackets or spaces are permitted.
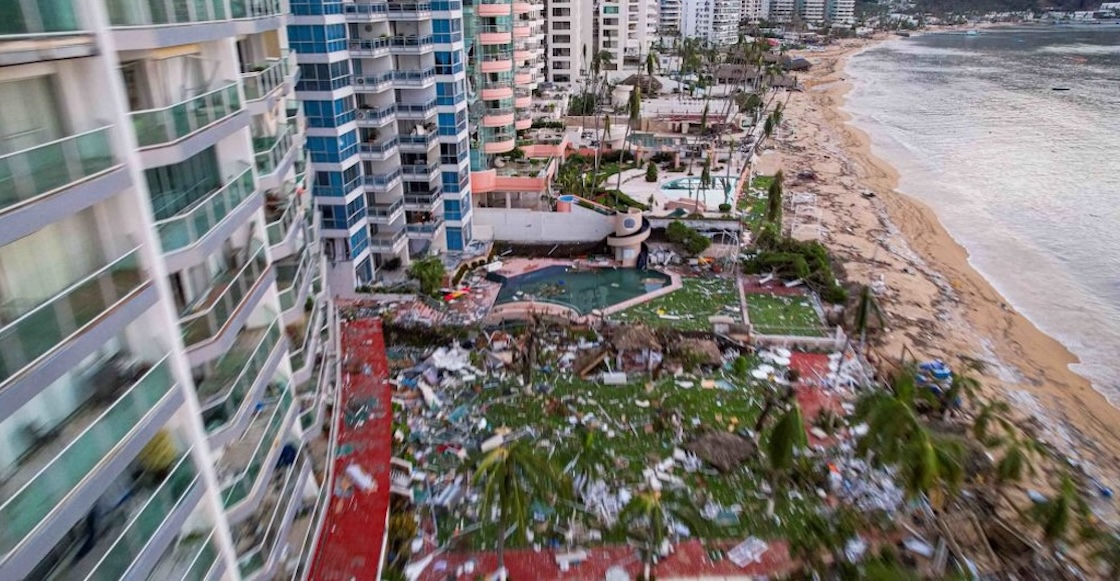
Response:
1028,475,1087,552
618,491,703,581
618,86,642,192
474,442,570,580
645,50,658,79
853,284,885,353
766,400,808,473
699,156,712,193
765,170,782,224
762,115,774,141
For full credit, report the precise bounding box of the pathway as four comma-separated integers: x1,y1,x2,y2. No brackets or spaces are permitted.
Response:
308,317,392,581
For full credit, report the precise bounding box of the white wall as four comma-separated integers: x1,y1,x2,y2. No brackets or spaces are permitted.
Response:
473,208,615,243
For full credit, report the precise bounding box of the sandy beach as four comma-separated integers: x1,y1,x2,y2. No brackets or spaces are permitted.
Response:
762,36,1120,492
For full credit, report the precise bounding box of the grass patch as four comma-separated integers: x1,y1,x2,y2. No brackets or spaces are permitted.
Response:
746,294,825,337
614,277,740,331
736,175,776,231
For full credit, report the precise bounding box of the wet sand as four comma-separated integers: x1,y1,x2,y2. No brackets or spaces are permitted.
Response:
767,37,1120,490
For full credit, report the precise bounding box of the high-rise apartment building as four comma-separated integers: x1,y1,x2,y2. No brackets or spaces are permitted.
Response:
544,0,593,84
800,0,826,23
595,0,657,67
290,0,475,292
761,0,852,24
0,1,331,580
827,0,856,25
764,0,797,22
741,0,764,22
660,0,682,33
681,0,741,45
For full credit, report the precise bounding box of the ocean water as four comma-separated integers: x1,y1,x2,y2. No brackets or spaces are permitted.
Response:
843,26,1120,402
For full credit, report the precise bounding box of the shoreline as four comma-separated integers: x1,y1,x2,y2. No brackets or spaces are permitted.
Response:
772,37,1120,489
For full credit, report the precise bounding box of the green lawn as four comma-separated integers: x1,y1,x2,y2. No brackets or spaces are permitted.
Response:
736,175,776,231
746,294,825,337
430,367,826,550
613,277,741,331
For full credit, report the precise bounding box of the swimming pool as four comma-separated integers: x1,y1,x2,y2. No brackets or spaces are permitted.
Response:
661,176,739,208
492,265,671,315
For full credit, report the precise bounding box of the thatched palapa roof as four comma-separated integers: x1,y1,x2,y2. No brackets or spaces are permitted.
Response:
619,74,662,94
610,325,661,352
685,431,757,472
669,337,722,366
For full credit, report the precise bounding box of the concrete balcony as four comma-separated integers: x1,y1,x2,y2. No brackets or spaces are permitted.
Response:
348,37,391,57
217,381,296,522
478,0,512,17
478,27,513,45
265,186,303,256
253,126,297,190
179,242,270,348
386,1,433,20
480,86,514,100
241,53,293,115
355,104,397,127
401,162,439,183
353,71,394,93
147,529,222,581
513,23,530,37
358,137,399,161
0,247,152,390
288,298,326,387
392,67,436,88
276,246,313,324
482,108,515,127
0,125,126,246
403,190,441,213
235,452,310,579
363,168,403,194
395,99,436,120
389,35,434,54
368,198,405,226
106,0,233,50
0,357,179,572
196,318,285,441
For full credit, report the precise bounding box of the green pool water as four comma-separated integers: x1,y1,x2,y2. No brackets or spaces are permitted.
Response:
493,265,671,315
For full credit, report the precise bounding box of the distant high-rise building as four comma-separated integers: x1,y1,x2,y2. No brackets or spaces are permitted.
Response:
0,1,331,579
661,0,683,33
827,0,857,25
681,0,742,45
545,0,594,85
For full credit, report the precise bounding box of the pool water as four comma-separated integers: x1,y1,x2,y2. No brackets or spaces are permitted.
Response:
661,176,740,208
493,265,671,315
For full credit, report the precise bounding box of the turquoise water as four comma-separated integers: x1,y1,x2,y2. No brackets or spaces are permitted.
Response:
661,176,739,208
493,265,670,315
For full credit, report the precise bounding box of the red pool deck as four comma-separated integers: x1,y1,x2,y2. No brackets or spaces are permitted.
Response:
742,274,811,297
790,352,846,446
416,538,797,581
308,317,392,581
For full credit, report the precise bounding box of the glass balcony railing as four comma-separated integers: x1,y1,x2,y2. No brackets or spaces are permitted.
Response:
237,452,306,577
364,168,401,190
396,99,436,116
276,248,310,313
355,104,397,123
370,229,406,250
359,137,399,157
265,189,299,247
287,302,320,373
148,529,220,581
402,162,438,179
392,67,435,85
369,198,404,220
0,126,117,214
0,0,82,36
0,248,146,385
343,2,388,17
389,35,434,50
406,216,445,234
399,133,437,149
241,57,287,101
220,383,294,508
130,82,242,148
84,453,200,579
0,358,174,557
107,0,227,26
229,0,282,19
387,2,432,15
198,318,283,433
252,127,294,175
179,242,269,346
154,164,255,253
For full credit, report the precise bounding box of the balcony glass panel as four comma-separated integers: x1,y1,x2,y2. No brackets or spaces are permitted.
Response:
253,126,294,175
0,358,174,557
276,247,311,312
197,318,282,433
236,452,305,576
0,248,146,384
84,453,200,579
219,384,294,508
265,186,299,246
0,126,117,213
229,0,282,18
146,529,219,581
153,164,255,253
130,82,242,148
179,242,269,346
0,0,81,36
241,57,287,101
107,0,227,26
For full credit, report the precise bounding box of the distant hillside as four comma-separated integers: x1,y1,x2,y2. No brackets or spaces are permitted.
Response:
915,0,1101,12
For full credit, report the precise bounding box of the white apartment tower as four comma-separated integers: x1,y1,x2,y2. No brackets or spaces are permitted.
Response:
0,1,332,580
660,0,682,33
827,0,856,25
741,0,764,22
545,0,594,84
681,0,742,45
800,0,826,23
596,0,658,69
765,0,797,22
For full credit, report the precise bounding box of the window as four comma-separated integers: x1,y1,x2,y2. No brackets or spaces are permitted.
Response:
296,61,352,92
552,35,570,44
443,199,461,221
320,203,347,229
445,227,463,251
349,227,369,258
288,24,347,54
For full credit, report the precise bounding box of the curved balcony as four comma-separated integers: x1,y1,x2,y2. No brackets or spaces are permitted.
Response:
0,357,177,561
478,2,511,17
513,2,533,13
481,58,512,73
179,242,270,347
153,164,255,255
197,318,284,437
479,30,513,45
482,109,515,127
129,82,243,152
241,56,288,103
513,48,530,60
369,198,405,226
514,70,532,85
514,93,532,108
513,24,530,37
253,126,296,186
483,137,516,154
277,247,313,321
515,115,532,130
480,86,513,100
0,247,150,388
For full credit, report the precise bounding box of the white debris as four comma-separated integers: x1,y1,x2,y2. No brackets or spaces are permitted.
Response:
345,464,375,491
727,537,770,567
